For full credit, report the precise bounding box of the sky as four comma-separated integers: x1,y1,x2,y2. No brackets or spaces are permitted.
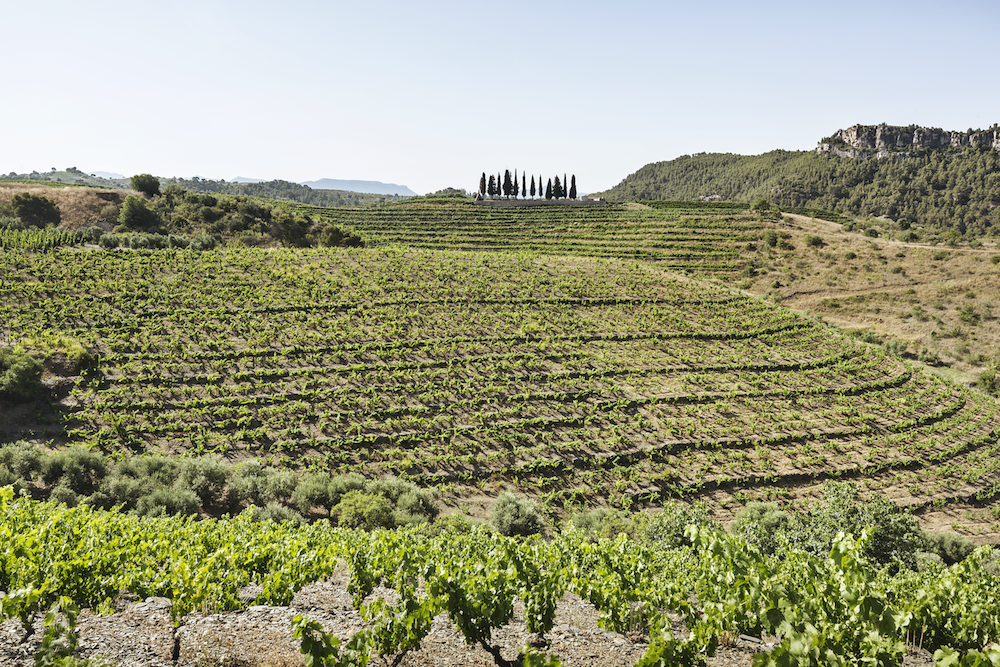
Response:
4,0,999,195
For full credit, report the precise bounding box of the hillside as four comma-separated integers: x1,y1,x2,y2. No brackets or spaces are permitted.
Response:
597,124,1000,238
3,243,1000,538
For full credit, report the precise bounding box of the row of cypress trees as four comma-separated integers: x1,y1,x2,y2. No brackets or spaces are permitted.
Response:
479,170,577,200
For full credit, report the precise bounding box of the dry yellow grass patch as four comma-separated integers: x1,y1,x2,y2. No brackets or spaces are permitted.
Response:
733,213,1000,378
0,183,131,229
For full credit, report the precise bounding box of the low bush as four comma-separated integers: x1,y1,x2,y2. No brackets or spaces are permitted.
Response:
247,502,304,525
926,531,977,565
645,500,715,548
41,448,108,495
0,348,43,402
491,492,546,537
729,501,793,555
134,487,200,517
331,490,394,530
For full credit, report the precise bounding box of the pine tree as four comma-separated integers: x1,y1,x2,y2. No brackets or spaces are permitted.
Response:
545,178,553,200
479,172,487,197
569,174,577,199
530,175,536,198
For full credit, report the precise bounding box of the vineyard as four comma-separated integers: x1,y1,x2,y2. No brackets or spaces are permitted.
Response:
3,245,999,521
301,200,757,274
2,489,1000,666
5,194,1000,665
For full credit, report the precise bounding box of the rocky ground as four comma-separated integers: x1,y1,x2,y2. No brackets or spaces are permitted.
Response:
0,567,935,667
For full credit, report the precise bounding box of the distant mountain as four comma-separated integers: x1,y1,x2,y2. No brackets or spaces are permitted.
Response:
90,171,125,180
300,179,417,196
230,176,416,196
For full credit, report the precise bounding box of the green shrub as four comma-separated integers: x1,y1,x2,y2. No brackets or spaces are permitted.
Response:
570,507,637,541
729,502,793,555
130,173,160,197
41,447,108,495
925,531,976,565
865,227,880,238
422,513,477,537
644,500,715,548
750,198,771,212
844,251,857,260
763,230,779,247
49,483,81,507
117,195,161,231
977,369,999,396
11,192,61,227
134,487,200,517
491,492,546,537
331,490,394,530
248,502,304,525
803,234,824,247
0,348,43,402
292,472,335,513
0,465,27,494
789,481,924,568
0,440,43,479
991,255,1000,265
176,455,229,507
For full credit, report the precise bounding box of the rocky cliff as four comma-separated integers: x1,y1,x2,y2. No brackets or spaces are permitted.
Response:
817,123,1000,158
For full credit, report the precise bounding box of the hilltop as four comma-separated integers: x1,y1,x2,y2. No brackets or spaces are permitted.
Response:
597,124,1000,239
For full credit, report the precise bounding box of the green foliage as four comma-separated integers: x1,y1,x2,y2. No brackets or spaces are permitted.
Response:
788,481,925,568
729,501,792,555
318,224,364,248
644,500,714,548
0,347,43,402
11,192,61,227
129,173,160,197
246,502,304,525
491,492,546,537
762,229,779,247
926,531,978,565
977,369,1000,396
134,486,201,517
41,448,108,495
749,197,771,212
117,195,161,231
803,233,824,247
331,490,394,530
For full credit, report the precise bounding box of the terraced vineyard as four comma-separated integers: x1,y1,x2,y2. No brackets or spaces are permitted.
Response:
3,245,999,518
304,200,757,274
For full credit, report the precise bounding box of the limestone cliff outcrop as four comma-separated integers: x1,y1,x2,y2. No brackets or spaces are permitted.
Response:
817,123,1000,159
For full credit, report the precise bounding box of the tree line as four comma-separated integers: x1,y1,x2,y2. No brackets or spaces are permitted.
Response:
479,169,577,200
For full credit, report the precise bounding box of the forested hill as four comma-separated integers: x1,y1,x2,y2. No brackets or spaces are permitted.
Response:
598,145,1000,237
161,177,407,207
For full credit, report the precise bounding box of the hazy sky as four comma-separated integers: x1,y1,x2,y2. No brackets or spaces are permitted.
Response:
5,0,998,195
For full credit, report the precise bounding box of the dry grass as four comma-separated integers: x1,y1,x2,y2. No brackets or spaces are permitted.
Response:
735,213,1000,378
0,183,130,229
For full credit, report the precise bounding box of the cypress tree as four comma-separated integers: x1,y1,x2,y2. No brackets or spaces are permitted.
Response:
488,174,496,198
545,178,553,200
503,169,511,198
522,172,526,198
564,174,568,198
554,176,562,199
513,169,518,199
480,172,487,197
530,175,536,198
569,174,577,199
